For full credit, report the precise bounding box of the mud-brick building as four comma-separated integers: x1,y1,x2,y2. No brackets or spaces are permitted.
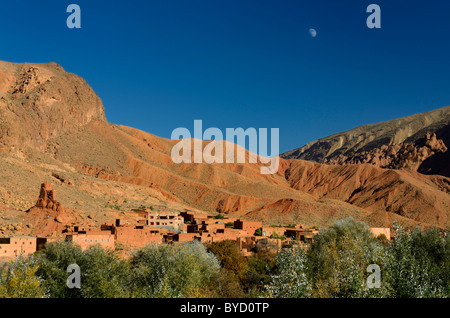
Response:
238,236,282,257
369,228,391,240
187,220,226,234
233,219,263,236
0,236,47,258
285,227,319,244
175,231,227,244
114,224,163,247
66,230,115,251
136,210,183,230
261,226,286,237
179,211,212,224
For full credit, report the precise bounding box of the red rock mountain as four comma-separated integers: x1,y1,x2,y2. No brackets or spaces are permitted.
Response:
282,105,450,171
0,61,106,152
322,132,449,176
0,60,449,233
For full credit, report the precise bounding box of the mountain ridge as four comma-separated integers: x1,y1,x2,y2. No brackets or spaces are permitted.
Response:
282,105,450,165
0,60,449,237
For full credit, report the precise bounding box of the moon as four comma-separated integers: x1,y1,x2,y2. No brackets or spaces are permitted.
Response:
309,28,317,38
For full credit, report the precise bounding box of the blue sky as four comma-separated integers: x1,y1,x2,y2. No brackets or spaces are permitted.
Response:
1,0,450,153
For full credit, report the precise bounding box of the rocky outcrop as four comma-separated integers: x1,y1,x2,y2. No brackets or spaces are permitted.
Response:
1,60,449,231
34,182,64,213
282,105,450,164
417,124,450,177
22,183,88,237
323,132,448,173
0,60,106,153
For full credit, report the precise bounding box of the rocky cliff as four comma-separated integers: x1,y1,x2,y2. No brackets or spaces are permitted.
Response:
0,60,449,231
322,131,449,176
282,105,450,166
0,61,106,153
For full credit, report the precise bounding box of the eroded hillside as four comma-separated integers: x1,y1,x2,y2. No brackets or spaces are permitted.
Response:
0,60,449,234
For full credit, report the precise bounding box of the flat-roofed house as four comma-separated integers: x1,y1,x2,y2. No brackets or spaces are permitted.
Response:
233,219,262,236
261,226,286,237
66,230,115,251
370,228,391,240
0,236,47,259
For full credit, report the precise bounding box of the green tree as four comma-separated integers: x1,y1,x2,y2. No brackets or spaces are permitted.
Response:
207,269,245,298
0,256,46,298
129,241,220,297
266,246,310,298
306,218,390,298
35,241,130,298
384,224,449,298
78,245,131,298
207,240,248,279
243,241,277,296
35,241,84,298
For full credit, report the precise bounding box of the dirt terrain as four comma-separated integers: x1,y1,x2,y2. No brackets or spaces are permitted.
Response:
0,60,449,238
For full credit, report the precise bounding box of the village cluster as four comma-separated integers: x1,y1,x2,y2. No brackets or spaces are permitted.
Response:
0,206,391,260
0,183,391,260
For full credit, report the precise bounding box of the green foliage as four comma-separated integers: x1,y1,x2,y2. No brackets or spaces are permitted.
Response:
266,246,310,298
254,228,262,236
35,241,130,298
34,241,84,298
1,219,447,299
77,246,131,298
105,204,121,211
306,218,390,298
213,213,225,220
384,224,449,298
0,256,46,298
207,240,248,279
243,250,276,297
129,241,220,297
207,269,245,298
270,233,286,240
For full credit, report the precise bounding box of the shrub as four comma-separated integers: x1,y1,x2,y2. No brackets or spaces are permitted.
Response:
384,224,449,298
129,241,220,297
207,240,247,279
35,241,130,298
0,256,46,298
266,246,310,298
306,218,390,298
